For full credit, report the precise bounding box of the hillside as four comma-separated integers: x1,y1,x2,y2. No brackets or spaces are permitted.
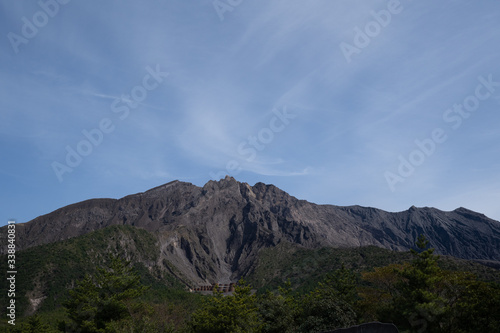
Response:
1,176,500,285
0,225,200,318
2,224,499,321
246,242,500,293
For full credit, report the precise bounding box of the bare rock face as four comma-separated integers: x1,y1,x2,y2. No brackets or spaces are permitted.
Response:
2,176,500,284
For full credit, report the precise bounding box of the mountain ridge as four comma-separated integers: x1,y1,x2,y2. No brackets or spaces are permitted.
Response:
2,176,499,284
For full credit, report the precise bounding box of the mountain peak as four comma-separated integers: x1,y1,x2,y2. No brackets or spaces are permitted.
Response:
223,175,236,182
2,178,499,284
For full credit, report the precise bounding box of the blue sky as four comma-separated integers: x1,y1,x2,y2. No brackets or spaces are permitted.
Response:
1,0,500,226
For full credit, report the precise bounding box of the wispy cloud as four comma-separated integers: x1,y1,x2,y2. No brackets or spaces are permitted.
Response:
1,0,500,223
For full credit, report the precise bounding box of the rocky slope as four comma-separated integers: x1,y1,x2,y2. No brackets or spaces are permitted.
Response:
2,176,500,284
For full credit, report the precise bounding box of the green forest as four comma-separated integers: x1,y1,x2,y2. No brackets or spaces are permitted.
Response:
2,231,500,333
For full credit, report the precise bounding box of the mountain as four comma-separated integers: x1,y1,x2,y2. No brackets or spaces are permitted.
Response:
3,225,499,318
2,176,500,285
0,225,203,317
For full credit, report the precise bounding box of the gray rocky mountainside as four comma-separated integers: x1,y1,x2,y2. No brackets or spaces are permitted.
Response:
2,176,500,284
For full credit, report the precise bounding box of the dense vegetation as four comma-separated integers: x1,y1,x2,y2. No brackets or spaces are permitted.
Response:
0,226,203,332
247,240,500,292
1,226,499,332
